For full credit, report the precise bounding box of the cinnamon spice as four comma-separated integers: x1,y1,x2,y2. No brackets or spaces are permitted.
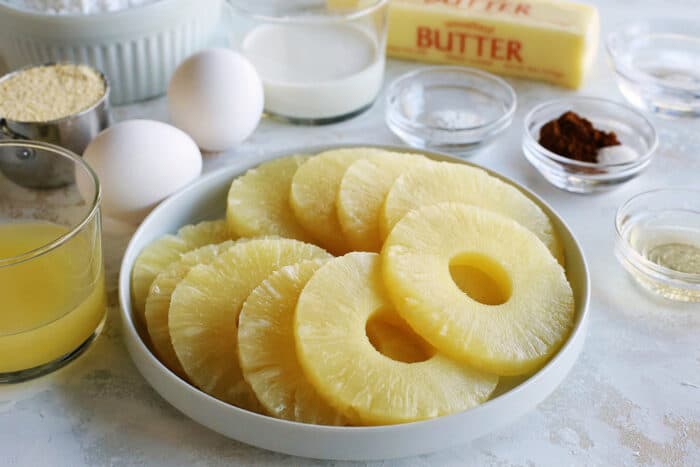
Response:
538,111,620,163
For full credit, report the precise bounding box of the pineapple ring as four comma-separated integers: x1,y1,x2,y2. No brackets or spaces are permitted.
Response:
144,240,239,378
226,155,312,241
295,252,498,426
131,219,231,324
169,238,331,412
380,162,565,265
238,259,346,425
289,148,389,255
382,203,575,376
337,154,430,252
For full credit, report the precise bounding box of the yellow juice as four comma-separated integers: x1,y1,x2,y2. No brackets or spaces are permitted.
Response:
0,222,106,373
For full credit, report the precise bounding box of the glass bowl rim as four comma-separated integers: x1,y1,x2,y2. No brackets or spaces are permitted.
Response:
605,18,700,93
385,66,517,135
0,140,102,268
522,96,658,170
227,0,388,23
614,187,700,283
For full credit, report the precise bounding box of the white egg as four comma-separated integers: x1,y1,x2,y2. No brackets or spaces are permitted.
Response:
82,119,202,224
168,48,264,152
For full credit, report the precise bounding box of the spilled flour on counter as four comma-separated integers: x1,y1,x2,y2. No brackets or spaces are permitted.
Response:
1,0,161,14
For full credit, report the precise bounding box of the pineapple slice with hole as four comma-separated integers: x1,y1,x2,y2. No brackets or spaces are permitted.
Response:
227,155,311,241
131,220,231,325
337,153,431,252
380,162,565,265
382,203,575,376
289,148,389,254
238,259,346,425
169,238,330,411
364,309,436,365
294,252,498,425
145,240,239,378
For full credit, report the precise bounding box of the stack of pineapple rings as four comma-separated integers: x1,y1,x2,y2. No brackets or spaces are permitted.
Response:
131,148,575,426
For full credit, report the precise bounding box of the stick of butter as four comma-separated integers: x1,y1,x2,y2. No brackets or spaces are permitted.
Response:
388,0,599,88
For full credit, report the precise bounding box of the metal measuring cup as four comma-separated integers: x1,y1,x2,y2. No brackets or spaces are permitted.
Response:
0,63,111,189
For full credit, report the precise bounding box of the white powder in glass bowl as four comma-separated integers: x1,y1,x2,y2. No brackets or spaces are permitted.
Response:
1,0,161,14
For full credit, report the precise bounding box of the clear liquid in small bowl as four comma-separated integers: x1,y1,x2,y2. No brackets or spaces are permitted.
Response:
646,242,700,274
628,32,700,83
616,32,700,116
616,189,700,301
620,215,700,301
624,204,700,267
626,223,700,275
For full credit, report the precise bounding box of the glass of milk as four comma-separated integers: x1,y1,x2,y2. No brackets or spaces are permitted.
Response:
228,0,388,125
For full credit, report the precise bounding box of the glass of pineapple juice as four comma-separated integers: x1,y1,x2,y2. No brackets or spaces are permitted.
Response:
0,140,106,383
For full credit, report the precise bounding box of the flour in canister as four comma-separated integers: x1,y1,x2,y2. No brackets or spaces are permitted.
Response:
1,0,160,14
0,64,106,122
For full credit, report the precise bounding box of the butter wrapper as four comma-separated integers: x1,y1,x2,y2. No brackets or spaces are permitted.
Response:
387,0,599,88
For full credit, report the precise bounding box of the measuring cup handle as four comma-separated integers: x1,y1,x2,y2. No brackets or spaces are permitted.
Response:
0,119,24,140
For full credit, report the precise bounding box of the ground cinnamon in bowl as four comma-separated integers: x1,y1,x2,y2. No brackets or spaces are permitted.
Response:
538,111,620,163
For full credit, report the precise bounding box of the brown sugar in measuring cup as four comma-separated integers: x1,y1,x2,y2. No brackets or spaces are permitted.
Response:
538,111,620,163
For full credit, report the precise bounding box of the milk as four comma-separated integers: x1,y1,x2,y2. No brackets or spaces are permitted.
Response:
242,23,385,121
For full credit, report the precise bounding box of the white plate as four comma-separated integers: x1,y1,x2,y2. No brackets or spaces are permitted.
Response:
118,145,590,461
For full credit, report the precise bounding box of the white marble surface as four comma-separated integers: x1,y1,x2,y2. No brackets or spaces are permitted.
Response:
2,1,700,465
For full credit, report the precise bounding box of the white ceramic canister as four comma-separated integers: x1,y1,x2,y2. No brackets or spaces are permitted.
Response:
0,0,223,104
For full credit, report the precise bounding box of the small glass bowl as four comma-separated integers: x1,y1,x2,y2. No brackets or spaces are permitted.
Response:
615,189,700,302
385,66,516,157
606,18,700,118
522,97,658,194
